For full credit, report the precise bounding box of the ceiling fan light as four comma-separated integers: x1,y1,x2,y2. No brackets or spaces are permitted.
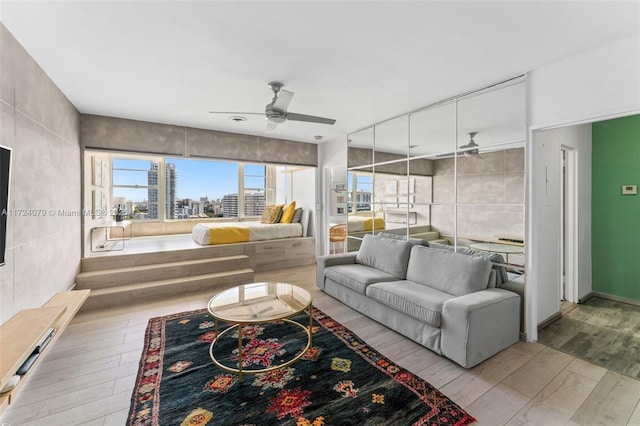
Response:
267,114,286,124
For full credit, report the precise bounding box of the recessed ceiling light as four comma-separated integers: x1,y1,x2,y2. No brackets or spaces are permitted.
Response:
314,135,323,141
409,144,419,149
229,115,247,123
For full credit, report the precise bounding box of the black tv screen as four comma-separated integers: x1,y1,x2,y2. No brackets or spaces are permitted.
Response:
0,145,11,266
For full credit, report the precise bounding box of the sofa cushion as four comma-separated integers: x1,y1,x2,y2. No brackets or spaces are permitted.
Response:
325,264,398,295
377,232,429,247
355,234,413,279
366,281,454,327
406,246,493,296
430,242,509,286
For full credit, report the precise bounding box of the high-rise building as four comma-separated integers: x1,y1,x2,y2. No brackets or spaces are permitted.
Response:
244,193,265,216
148,162,177,219
222,193,265,217
222,194,238,217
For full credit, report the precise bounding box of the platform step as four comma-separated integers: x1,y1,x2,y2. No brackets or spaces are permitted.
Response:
76,255,250,289
80,244,246,272
79,268,255,311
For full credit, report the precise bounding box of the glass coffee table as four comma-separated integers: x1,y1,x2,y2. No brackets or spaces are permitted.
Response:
207,282,313,379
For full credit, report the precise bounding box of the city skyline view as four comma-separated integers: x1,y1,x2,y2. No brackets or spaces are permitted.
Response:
112,158,249,202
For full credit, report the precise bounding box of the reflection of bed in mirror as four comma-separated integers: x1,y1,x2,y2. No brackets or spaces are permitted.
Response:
347,224,447,251
347,215,385,232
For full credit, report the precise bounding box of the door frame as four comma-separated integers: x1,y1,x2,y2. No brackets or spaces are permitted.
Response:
560,146,578,303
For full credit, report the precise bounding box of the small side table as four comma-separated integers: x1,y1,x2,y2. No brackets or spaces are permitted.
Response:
90,220,132,252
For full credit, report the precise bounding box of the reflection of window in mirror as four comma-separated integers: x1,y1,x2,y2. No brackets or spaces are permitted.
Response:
347,172,373,213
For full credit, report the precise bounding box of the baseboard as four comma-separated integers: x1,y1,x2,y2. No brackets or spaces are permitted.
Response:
591,291,640,308
537,311,562,331
578,291,594,303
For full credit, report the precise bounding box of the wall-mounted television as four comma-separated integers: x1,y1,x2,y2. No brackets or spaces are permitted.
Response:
0,145,11,266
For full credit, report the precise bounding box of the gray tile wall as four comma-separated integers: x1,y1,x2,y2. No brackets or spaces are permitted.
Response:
0,23,82,324
431,148,525,240
82,114,318,167
347,147,433,176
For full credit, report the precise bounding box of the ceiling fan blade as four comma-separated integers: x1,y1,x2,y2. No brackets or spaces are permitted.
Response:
272,89,293,112
286,112,336,125
208,111,264,115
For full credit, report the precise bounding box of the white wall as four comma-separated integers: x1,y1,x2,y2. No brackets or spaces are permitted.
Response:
525,35,640,340
529,35,640,128
317,139,347,255
291,168,316,238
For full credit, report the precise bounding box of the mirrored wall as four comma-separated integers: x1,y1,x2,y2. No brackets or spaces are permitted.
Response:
346,77,526,269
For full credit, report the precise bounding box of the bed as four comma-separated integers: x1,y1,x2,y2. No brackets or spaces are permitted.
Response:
192,222,302,245
192,209,310,246
347,216,385,232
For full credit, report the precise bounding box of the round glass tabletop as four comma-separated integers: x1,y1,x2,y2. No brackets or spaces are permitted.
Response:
208,282,312,323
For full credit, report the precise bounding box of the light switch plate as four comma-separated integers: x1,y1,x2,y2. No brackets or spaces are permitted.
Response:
622,184,637,195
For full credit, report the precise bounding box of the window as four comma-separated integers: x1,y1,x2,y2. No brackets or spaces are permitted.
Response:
112,158,159,220
348,172,373,212
166,158,238,219
243,164,267,217
111,155,276,221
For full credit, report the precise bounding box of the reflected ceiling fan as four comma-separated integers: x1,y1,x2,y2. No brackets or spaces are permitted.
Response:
209,82,336,132
459,132,480,157
435,132,481,158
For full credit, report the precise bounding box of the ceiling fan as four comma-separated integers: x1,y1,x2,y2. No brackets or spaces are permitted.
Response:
209,82,336,132
459,132,480,157
435,132,482,158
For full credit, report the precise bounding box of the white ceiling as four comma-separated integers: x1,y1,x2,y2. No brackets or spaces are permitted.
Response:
1,1,638,146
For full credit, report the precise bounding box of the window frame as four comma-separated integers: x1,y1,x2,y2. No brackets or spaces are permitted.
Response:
110,154,277,222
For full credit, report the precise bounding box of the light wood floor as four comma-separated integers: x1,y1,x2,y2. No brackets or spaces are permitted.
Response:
2,265,640,425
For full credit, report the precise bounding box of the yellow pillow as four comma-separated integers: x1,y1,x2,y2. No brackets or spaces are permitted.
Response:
260,204,284,224
280,201,296,223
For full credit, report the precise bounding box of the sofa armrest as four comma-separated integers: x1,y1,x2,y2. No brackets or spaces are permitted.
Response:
316,253,358,289
441,288,520,368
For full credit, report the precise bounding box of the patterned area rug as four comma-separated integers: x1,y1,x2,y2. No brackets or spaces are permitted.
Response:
127,307,474,426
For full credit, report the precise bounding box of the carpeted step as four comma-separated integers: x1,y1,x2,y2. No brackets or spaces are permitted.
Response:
79,268,255,312
75,255,250,289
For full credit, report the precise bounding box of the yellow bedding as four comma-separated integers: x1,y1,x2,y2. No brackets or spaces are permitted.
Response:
364,217,386,231
209,226,250,245
348,216,386,232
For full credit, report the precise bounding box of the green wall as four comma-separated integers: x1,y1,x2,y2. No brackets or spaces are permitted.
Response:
592,115,640,301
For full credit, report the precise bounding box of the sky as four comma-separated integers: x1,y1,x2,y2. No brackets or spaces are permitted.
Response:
111,158,265,202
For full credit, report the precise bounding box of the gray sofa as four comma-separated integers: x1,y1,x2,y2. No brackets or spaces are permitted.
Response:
316,234,521,368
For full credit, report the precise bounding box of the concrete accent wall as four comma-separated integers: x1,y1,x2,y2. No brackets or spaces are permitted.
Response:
82,114,318,166
347,147,433,176
0,24,81,324
430,148,525,241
